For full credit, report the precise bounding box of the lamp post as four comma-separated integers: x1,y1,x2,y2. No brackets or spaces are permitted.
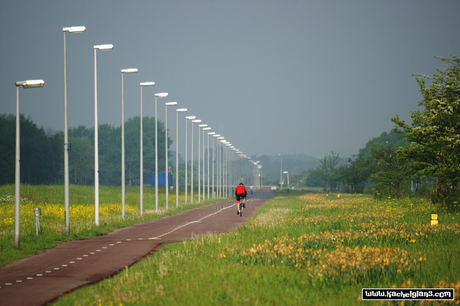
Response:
15,79,45,248
154,92,168,211
223,141,230,198
217,136,224,198
254,160,260,190
222,141,228,197
185,116,196,205
203,127,211,200
121,68,138,220
191,119,201,203
283,170,290,191
139,82,155,216
165,101,177,209
212,134,220,199
258,165,262,190
94,44,113,226
197,124,207,202
176,108,187,207
220,140,227,197
226,143,232,196
207,132,215,199
63,26,85,235
231,148,237,193
278,153,283,190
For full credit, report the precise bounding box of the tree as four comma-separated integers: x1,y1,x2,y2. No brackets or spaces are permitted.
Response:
305,169,325,188
338,131,409,193
339,154,376,193
371,144,412,198
316,151,341,192
69,136,93,185
0,114,16,185
392,55,460,205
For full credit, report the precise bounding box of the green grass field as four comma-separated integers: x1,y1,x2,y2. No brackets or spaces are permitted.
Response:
0,184,222,268
50,192,460,305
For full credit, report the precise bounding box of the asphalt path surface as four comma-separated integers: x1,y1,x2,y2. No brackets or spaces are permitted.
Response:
0,191,274,306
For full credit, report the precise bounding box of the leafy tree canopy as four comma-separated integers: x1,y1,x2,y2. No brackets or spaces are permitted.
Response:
392,55,460,205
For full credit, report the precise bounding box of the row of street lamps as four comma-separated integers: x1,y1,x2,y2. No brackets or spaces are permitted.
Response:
13,25,262,249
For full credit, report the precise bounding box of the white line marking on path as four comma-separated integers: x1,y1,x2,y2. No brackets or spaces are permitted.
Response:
0,201,239,289
147,202,235,240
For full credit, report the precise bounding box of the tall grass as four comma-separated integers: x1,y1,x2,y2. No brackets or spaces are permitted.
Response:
0,184,223,268
54,193,460,305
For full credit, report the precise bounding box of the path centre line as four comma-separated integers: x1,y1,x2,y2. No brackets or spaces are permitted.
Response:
1,201,238,289
148,202,236,240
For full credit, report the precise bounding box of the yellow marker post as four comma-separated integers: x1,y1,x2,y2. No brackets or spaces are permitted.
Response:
431,214,438,226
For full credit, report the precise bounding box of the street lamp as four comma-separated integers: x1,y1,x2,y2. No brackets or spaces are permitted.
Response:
221,140,228,197
140,82,155,216
191,119,201,203
176,108,187,207
15,79,45,248
207,132,215,199
212,134,220,199
185,116,196,205
231,148,237,193
94,44,113,226
258,165,262,190
223,141,228,197
165,101,177,209
283,170,290,191
154,92,168,211
217,136,224,198
278,153,283,190
121,68,138,220
254,160,260,190
203,127,211,200
198,124,207,202
226,142,232,196
63,26,85,235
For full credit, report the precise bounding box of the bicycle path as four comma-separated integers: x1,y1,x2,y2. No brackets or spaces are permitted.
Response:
0,192,274,306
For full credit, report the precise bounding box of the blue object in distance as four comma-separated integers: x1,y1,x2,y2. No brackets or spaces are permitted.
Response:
152,172,173,186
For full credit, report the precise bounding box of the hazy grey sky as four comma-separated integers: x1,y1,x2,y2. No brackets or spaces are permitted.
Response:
1,0,459,159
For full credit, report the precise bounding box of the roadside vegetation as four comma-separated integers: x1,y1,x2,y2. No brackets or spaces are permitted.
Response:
0,184,220,268
307,56,460,211
54,193,459,305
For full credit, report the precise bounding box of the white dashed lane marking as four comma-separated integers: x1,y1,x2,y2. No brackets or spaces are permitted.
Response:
0,203,237,289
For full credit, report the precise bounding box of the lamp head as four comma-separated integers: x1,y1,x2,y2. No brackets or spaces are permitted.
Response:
16,79,45,88
121,68,138,74
94,44,113,50
140,82,155,87
186,116,196,120
63,26,86,33
176,108,187,112
165,102,178,106
155,92,168,98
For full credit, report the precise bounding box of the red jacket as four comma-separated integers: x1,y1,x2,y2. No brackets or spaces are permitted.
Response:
235,185,247,195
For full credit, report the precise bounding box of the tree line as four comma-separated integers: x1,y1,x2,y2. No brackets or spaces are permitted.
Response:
0,115,172,186
307,56,460,208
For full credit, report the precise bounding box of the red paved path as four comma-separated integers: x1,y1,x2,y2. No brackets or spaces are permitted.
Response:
0,192,274,306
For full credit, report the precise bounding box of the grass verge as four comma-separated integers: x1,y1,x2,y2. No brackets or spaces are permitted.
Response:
0,184,226,268
53,193,460,305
